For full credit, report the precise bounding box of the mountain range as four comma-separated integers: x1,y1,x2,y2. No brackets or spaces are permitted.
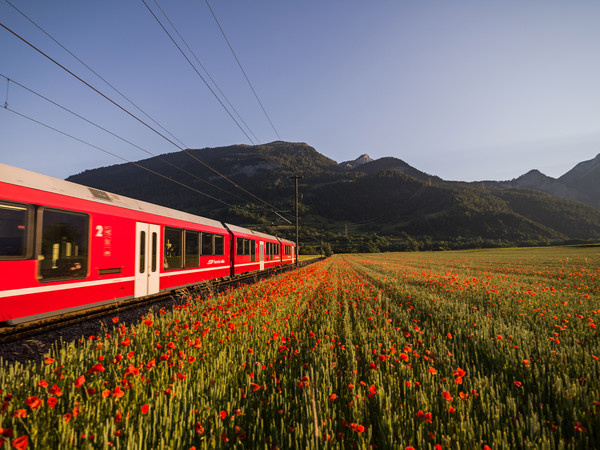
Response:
67,142,600,252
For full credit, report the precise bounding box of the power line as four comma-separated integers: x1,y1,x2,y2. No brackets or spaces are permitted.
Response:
151,0,260,144
1,20,291,222
4,0,188,149
0,21,186,151
205,0,281,140
3,105,237,208
0,8,266,209
140,0,256,145
0,72,254,206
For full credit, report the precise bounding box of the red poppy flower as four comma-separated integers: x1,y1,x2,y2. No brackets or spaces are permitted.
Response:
47,397,57,409
48,385,62,397
442,391,453,402
514,381,522,387
87,363,105,374
13,410,27,418
219,410,227,419
37,380,49,388
74,376,85,388
112,317,119,323
141,404,149,414
453,368,466,377
10,435,28,450
112,386,124,399
25,397,42,410
195,422,204,435
350,423,365,433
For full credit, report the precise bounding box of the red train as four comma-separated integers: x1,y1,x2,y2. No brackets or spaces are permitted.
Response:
0,163,296,325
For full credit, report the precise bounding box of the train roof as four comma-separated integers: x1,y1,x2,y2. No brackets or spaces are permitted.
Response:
225,223,283,241
0,163,226,230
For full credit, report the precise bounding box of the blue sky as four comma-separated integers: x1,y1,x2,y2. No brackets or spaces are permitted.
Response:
2,0,600,181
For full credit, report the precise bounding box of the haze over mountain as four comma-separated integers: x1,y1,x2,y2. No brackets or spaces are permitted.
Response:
67,141,600,252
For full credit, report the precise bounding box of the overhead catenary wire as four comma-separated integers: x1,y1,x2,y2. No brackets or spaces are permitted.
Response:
3,105,237,208
151,0,260,144
0,73,256,206
0,6,278,214
139,0,256,145
0,21,292,223
205,0,281,141
3,76,8,108
4,0,187,149
136,3,293,222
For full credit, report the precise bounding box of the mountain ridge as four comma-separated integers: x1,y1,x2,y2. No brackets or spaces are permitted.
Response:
66,142,600,251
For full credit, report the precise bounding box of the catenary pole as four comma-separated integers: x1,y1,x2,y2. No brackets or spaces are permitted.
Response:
290,175,302,267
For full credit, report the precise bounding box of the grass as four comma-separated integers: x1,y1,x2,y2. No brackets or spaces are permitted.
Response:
0,246,598,449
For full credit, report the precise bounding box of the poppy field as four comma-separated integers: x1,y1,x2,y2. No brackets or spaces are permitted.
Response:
1,246,599,449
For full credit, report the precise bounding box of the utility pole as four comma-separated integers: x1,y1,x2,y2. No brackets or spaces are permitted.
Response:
290,175,302,267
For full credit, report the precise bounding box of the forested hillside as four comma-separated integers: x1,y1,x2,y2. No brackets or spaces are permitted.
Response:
67,141,600,253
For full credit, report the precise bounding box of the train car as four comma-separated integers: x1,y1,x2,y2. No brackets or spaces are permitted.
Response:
227,224,288,275
0,163,294,325
278,237,296,266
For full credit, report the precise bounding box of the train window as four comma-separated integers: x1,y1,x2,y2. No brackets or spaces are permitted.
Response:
0,202,32,259
164,227,182,270
214,234,224,256
185,231,199,268
38,208,88,281
285,245,291,255
139,231,146,274
236,238,255,258
202,233,213,256
151,232,158,272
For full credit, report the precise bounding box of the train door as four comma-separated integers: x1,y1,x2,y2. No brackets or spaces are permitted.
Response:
259,241,265,270
135,222,160,298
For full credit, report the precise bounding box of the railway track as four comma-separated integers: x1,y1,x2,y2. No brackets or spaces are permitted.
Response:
0,258,324,362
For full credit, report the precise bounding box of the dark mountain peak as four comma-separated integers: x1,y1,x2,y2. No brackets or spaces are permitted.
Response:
65,140,600,246
559,152,600,184
339,154,374,170
512,169,553,185
557,152,600,208
349,156,442,183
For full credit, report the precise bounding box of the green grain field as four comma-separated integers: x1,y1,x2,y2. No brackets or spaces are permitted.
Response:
1,246,599,449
